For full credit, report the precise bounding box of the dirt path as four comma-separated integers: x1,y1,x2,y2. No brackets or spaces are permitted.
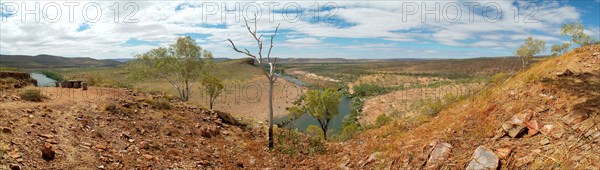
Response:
1,87,125,110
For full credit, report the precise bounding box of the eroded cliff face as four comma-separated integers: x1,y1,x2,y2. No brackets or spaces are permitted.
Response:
0,71,37,89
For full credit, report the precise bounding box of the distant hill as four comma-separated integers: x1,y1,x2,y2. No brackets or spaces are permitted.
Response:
110,58,231,63
0,54,122,69
276,58,438,63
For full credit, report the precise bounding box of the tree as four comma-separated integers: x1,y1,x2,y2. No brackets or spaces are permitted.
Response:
561,22,591,46
551,43,571,56
228,17,280,148
292,88,341,140
128,36,212,101
515,37,546,68
200,74,224,110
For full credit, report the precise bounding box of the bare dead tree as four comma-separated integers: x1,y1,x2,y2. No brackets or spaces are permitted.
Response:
228,17,280,149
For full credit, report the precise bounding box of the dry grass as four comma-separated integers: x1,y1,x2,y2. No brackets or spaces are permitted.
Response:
350,45,600,168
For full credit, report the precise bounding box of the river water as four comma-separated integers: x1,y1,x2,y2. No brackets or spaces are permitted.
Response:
275,75,354,134
30,73,57,87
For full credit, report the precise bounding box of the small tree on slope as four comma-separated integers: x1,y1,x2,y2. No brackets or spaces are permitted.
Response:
516,37,546,69
291,88,342,140
128,36,213,101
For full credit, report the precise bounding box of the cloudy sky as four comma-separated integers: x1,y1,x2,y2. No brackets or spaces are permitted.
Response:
1,0,599,59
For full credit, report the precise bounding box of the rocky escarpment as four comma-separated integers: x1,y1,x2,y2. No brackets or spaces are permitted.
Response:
0,71,37,89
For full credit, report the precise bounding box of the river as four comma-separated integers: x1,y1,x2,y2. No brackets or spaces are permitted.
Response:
30,73,57,87
275,75,354,134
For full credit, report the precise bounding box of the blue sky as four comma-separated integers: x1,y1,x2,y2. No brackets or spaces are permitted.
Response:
1,1,599,59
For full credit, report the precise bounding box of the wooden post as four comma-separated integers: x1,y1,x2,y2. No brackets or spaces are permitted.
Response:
82,82,88,90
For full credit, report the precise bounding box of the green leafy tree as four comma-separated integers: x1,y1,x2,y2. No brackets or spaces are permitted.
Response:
128,36,213,101
292,88,341,140
515,37,546,68
200,74,224,110
228,17,281,148
551,43,571,56
561,22,591,46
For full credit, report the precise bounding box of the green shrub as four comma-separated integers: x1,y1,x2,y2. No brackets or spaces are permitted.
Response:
275,129,302,155
335,96,364,141
105,103,118,111
19,87,45,102
306,125,324,140
375,114,392,127
338,123,358,141
489,72,509,85
353,84,389,97
307,136,326,154
152,98,172,110
0,78,17,85
0,67,17,71
420,99,444,116
85,74,104,86
41,71,64,81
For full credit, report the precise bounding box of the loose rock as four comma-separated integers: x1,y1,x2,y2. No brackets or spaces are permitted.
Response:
42,143,56,161
9,164,21,170
504,124,527,138
562,112,588,125
495,148,512,159
425,142,452,169
572,118,595,132
466,146,499,170
540,138,551,145
2,127,11,134
525,119,540,136
139,141,150,150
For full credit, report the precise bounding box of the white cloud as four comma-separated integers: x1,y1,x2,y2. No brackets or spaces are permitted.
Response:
0,0,595,59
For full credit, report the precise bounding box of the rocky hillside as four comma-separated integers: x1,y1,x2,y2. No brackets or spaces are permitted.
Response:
0,54,122,69
332,45,599,169
1,45,598,169
0,71,37,89
0,86,321,169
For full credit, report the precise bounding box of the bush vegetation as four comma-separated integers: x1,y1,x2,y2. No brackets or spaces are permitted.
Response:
306,125,324,140
412,93,466,116
335,96,364,141
19,87,45,102
151,98,172,110
0,78,17,85
41,71,64,81
275,128,326,155
375,114,392,127
0,67,18,71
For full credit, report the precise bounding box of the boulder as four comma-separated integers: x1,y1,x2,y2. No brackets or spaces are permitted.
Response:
466,146,499,170
425,142,452,169
557,69,574,77
214,110,242,126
